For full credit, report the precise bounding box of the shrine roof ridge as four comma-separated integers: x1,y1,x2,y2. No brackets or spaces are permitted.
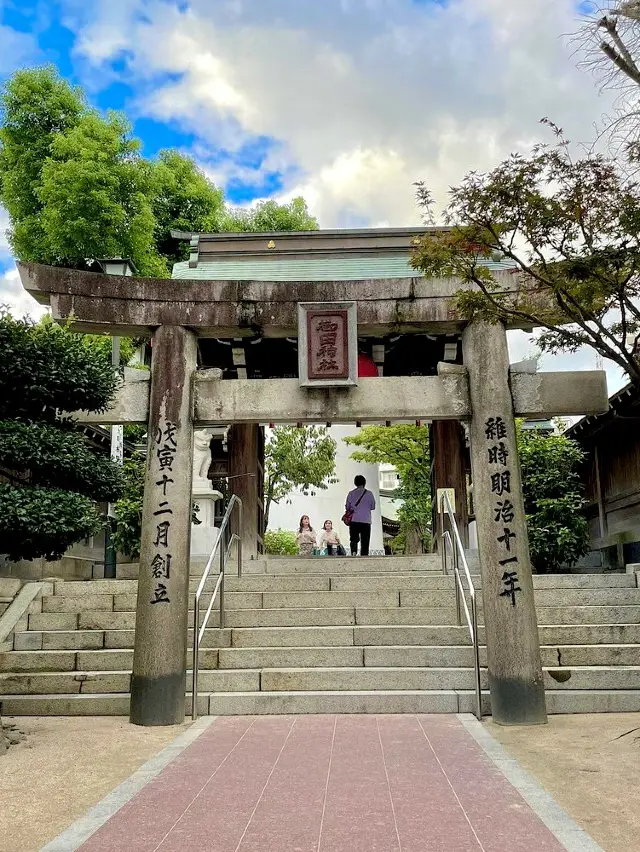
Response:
170,226,449,241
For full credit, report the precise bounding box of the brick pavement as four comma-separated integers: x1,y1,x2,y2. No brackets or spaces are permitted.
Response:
50,714,598,852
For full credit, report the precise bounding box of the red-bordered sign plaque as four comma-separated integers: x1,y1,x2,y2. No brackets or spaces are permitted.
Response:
306,309,349,380
298,301,358,387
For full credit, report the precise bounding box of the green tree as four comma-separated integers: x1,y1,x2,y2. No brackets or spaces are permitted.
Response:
411,126,640,390
222,197,318,232
263,529,298,556
344,425,431,554
111,453,145,560
149,150,224,266
265,426,337,530
0,311,124,561
517,426,590,573
0,66,318,278
0,66,85,263
38,111,166,275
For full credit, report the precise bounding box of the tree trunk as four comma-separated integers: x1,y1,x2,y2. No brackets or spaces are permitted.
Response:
264,493,272,531
405,523,423,555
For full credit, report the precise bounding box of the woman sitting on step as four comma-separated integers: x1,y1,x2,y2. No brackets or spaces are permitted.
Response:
318,520,345,556
296,515,316,557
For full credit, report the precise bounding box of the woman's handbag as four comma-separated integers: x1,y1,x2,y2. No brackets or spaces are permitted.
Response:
341,490,367,526
337,544,346,556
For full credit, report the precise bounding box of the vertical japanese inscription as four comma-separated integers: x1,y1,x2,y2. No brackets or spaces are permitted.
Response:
151,420,178,604
485,416,522,607
306,310,349,380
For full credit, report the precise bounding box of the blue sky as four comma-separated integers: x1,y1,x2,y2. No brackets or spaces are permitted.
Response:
0,0,629,392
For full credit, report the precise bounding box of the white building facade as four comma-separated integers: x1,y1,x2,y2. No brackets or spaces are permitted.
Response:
267,425,384,552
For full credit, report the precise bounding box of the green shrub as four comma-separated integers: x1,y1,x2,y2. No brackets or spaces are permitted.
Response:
264,529,298,556
0,484,101,561
0,312,123,561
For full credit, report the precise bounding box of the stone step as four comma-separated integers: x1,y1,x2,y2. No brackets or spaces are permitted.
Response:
3,688,640,716
401,589,640,608
52,571,635,598
215,644,640,669
14,628,234,651
254,555,445,573
208,689,640,716
30,603,640,630
27,602,640,632
207,690,467,715
0,669,263,695
247,665,640,692
17,623,640,655
231,625,468,648
0,693,209,716
361,645,640,669
354,624,640,647
5,665,640,697
538,624,640,644
536,605,640,625
532,574,635,589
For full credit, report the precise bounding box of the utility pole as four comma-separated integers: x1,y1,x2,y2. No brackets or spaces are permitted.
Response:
97,259,136,578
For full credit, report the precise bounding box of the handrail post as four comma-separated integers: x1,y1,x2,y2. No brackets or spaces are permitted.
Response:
237,500,243,577
190,495,243,719
453,544,462,626
192,596,199,720
219,527,225,630
471,595,482,721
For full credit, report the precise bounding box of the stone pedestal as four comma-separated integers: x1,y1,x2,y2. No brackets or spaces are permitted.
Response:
130,326,197,726
462,321,547,725
191,428,224,560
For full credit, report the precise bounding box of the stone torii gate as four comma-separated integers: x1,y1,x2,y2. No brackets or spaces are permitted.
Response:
18,239,607,727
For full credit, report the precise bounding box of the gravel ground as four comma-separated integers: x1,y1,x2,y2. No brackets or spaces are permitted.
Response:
488,712,640,852
0,716,188,852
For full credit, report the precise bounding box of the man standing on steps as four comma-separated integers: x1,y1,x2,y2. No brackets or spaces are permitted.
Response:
345,475,376,556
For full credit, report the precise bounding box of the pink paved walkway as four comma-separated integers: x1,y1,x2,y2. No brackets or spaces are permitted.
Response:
76,715,569,852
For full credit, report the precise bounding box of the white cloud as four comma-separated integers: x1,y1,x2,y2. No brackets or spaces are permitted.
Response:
68,0,616,227
0,3,36,74
54,0,629,392
0,208,11,260
0,266,47,320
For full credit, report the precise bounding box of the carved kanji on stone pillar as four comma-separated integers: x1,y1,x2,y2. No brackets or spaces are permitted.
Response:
462,321,547,726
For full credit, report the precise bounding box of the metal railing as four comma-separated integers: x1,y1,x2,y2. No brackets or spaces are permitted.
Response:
439,491,482,720
191,494,243,720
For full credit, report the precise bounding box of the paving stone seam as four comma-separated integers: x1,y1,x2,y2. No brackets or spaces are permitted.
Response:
416,716,487,850
316,715,338,852
458,714,606,852
38,716,216,852
231,717,297,852
374,716,403,852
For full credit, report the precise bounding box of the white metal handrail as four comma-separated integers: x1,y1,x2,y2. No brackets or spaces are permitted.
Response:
439,491,482,720
191,494,242,720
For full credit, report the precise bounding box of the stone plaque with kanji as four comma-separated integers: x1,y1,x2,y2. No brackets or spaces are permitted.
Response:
298,301,357,387
307,310,349,380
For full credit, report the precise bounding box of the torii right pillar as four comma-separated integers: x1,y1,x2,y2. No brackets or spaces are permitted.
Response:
462,320,547,725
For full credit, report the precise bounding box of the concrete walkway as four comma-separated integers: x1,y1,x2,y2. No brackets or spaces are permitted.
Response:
42,714,604,852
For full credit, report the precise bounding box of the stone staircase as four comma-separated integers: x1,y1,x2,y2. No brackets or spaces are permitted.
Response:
1,555,640,715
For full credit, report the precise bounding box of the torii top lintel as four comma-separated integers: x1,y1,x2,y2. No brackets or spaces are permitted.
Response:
18,227,532,337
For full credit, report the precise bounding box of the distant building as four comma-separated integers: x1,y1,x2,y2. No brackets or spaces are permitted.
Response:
267,425,384,552
566,382,640,568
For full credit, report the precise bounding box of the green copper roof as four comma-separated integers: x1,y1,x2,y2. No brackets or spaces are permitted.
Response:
171,255,515,281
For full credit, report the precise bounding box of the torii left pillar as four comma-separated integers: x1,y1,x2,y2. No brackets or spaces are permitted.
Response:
130,325,197,726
